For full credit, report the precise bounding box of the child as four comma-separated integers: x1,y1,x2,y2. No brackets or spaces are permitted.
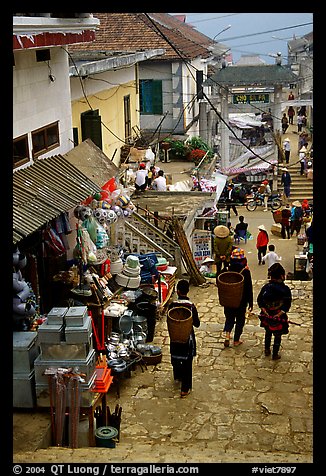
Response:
257,263,292,360
262,244,281,278
256,224,269,265
167,280,200,398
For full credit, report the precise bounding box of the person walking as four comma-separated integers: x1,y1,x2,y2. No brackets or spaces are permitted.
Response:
222,248,253,348
287,106,295,125
290,200,303,237
288,91,295,100
280,167,292,202
262,244,281,278
224,183,238,217
281,113,289,134
299,146,307,175
257,263,292,360
297,113,305,133
167,279,200,398
134,162,148,192
283,138,291,164
256,224,269,265
213,225,233,282
281,204,292,239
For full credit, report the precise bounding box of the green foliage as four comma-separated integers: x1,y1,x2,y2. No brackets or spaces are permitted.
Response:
163,136,214,161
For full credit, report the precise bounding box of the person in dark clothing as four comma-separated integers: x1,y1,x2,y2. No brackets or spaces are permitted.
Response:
281,204,291,239
224,183,238,216
234,215,248,242
223,248,253,348
281,113,289,134
287,106,295,125
290,201,303,236
280,167,292,201
257,263,292,360
167,279,200,398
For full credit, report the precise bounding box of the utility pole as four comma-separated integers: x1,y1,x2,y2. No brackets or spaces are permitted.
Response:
220,87,230,170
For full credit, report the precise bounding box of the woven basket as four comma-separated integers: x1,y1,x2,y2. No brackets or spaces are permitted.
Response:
167,306,193,343
217,271,244,308
273,210,282,224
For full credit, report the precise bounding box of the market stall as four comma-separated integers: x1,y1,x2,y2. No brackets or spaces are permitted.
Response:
13,142,178,448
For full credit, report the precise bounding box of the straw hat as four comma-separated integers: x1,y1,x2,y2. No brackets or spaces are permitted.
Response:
282,167,288,172
300,146,307,153
292,200,302,207
214,225,230,238
283,138,290,142
258,224,267,231
202,257,214,264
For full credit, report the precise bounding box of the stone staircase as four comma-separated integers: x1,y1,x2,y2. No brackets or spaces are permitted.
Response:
277,161,313,201
115,210,182,273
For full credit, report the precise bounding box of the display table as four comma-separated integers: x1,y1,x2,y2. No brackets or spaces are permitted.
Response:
110,354,145,398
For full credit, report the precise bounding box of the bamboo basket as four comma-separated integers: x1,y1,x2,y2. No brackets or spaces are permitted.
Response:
273,210,282,224
217,271,244,308
167,306,193,343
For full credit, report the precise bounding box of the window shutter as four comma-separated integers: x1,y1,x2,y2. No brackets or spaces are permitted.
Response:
81,110,102,150
140,80,152,113
152,80,163,114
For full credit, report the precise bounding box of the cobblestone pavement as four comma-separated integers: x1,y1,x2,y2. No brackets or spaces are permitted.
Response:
13,276,313,465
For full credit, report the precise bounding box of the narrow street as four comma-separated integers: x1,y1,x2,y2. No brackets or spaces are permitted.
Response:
13,209,313,464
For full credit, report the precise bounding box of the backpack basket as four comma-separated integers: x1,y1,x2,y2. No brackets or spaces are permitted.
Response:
217,271,244,308
167,306,193,343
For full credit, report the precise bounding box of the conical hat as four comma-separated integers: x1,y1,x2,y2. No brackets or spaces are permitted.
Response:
213,225,229,238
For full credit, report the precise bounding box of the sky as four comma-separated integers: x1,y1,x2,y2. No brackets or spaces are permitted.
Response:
170,12,313,64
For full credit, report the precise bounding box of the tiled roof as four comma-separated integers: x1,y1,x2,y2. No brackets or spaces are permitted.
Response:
69,13,211,60
205,64,298,87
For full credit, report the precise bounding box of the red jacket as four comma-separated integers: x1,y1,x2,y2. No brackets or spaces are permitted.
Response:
256,230,269,248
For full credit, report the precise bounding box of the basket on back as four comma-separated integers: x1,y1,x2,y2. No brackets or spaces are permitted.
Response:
167,306,193,343
217,271,244,308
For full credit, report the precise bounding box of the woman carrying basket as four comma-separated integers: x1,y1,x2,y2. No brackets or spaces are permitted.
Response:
167,279,200,398
222,248,253,348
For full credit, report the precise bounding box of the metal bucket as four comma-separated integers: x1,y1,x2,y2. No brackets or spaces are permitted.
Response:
95,426,118,448
135,302,157,342
132,314,148,336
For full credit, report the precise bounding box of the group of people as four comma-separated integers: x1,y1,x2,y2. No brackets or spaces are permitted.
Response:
135,162,167,192
281,97,307,134
168,196,313,398
169,235,292,397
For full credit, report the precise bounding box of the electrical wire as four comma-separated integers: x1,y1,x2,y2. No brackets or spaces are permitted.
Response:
142,13,277,168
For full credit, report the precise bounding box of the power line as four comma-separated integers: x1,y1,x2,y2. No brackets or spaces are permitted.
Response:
218,22,313,42
142,13,276,168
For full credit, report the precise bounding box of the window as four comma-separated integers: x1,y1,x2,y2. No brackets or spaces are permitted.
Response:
139,79,163,114
32,121,59,157
13,134,29,168
124,95,132,143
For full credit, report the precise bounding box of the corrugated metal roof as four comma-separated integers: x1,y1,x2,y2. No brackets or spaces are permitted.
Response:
13,154,101,244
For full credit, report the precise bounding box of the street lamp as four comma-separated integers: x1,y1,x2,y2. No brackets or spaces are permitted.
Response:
213,25,231,41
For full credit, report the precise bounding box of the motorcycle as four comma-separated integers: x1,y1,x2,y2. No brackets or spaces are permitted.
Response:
246,191,282,212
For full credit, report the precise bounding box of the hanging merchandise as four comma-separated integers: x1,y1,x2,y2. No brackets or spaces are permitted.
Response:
13,247,37,330
42,226,66,257
102,177,117,193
